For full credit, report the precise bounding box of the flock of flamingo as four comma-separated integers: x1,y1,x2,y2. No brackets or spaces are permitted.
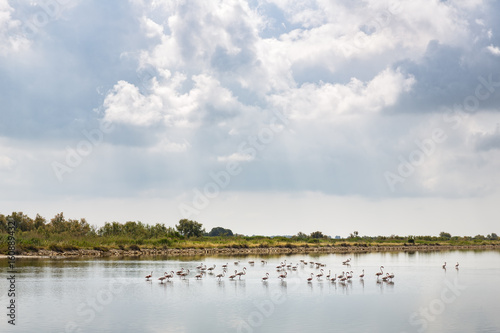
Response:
143,257,416,284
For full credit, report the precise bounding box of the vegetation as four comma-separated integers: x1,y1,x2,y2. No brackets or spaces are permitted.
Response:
0,212,499,255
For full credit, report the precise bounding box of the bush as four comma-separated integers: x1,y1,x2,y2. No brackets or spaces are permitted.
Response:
49,244,64,253
128,244,141,251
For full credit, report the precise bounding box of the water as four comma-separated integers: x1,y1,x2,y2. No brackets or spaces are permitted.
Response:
1,250,499,333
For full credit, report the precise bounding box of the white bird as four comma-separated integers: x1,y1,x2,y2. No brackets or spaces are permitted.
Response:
262,273,270,281
376,266,384,278
236,267,247,279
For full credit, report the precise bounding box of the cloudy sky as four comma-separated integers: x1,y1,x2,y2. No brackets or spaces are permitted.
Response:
1,0,499,237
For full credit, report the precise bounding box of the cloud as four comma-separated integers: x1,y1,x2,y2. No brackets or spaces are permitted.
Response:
486,44,500,56
0,0,29,56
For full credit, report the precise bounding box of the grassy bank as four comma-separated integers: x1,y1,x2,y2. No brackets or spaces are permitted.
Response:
3,231,500,255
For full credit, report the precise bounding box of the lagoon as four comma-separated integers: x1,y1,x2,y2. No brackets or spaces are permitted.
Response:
1,250,499,333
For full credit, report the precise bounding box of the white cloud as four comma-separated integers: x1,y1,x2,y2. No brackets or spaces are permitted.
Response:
0,0,30,56
486,44,500,56
268,68,415,120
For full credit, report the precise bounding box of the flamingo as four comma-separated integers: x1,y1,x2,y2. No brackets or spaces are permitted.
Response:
342,258,351,265
195,273,203,280
176,268,184,275
382,273,389,282
330,273,337,283
216,271,225,281
339,272,347,283
278,271,287,280
222,263,228,269
347,271,353,280
387,273,395,280
307,273,314,282
236,267,247,279
261,260,267,264
207,264,216,273
337,272,344,279
165,271,174,281
234,260,240,265
158,274,167,283
316,269,324,280
375,266,384,278
248,260,255,265
229,270,238,280
262,273,270,281
455,262,459,269
145,271,152,281
195,263,204,270
180,269,190,279
359,269,365,279
442,262,447,269
326,270,331,279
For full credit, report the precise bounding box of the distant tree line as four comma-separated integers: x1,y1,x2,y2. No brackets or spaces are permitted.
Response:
0,212,498,241
0,212,236,239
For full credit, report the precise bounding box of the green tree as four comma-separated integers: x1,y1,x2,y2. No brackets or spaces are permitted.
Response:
439,232,451,239
208,227,233,237
176,219,204,238
310,231,325,239
295,232,308,239
489,233,498,240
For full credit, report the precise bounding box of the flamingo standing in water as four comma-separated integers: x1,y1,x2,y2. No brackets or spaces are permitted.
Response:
158,274,167,283
307,273,314,282
326,270,331,280
228,270,238,280
262,273,270,281
165,271,174,281
207,264,216,273
330,273,337,283
359,270,365,279
316,269,324,280
236,267,247,279
442,262,447,269
180,269,190,279
278,271,287,280
216,270,225,281
145,271,152,281
455,262,459,269
375,266,384,278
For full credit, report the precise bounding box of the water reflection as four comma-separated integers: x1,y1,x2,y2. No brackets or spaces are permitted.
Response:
1,250,499,333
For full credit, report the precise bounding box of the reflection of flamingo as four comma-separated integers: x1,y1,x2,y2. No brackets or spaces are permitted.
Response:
359,270,365,279
376,266,384,278
307,273,314,282
262,273,269,281
455,262,459,269
145,271,152,281
442,262,447,269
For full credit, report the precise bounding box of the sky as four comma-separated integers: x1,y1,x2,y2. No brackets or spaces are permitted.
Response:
1,0,499,237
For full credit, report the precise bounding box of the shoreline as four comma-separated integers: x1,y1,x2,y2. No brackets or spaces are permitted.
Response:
2,244,499,259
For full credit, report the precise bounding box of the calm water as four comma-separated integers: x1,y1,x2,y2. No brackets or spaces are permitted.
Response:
1,250,500,333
